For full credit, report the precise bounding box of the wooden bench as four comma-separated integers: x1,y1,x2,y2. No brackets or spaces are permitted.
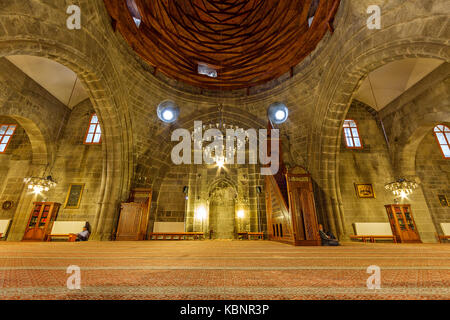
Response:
437,223,450,243
351,223,396,243
47,221,87,242
149,232,204,240
248,232,264,240
237,232,264,240
237,232,248,240
0,219,11,240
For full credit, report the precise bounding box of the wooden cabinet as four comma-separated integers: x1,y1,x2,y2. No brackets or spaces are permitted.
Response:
115,188,151,241
23,202,61,241
385,204,421,243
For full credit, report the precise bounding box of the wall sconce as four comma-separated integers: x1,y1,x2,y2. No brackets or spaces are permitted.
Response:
237,209,245,219
196,206,207,220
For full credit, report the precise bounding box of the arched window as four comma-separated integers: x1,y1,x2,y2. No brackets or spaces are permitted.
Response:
84,114,102,145
0,124,17,153
434,125,450,158
343,119,362,149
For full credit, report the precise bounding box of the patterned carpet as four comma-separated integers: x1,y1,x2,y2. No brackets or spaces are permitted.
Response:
0,241,449,300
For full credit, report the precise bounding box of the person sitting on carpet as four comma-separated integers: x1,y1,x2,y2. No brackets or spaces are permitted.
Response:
318,224,339,246
76,222,91,242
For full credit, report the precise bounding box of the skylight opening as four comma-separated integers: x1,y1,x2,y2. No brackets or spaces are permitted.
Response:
198,63,218,78
127,0,142,28
307,0,319,28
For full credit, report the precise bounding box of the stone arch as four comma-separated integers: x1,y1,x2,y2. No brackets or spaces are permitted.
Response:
147,106,266,212
0,40,133,239
0,112,49,169
399,118,450,179
208,178,238,199
312,40,449,238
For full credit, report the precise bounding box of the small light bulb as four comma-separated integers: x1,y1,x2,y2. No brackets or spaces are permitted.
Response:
275,110,286,121
216,157,225,168
162,110,174,121
196,206,207,220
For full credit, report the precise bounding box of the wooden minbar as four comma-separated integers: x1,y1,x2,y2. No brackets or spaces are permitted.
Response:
286,167,321,246
385,204,421,243
115,188,151,241
23,202,61,241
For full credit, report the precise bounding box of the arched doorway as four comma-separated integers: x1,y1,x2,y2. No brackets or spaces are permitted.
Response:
208,181,237,239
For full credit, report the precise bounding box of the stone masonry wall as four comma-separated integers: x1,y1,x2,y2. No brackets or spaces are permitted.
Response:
0,117,32,222
416,124,450,233
45,99,103,225
339,102,395,235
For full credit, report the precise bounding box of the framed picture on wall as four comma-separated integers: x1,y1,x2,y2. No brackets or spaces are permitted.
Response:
354,183,376,199
64,183,85,209
438,195,448,207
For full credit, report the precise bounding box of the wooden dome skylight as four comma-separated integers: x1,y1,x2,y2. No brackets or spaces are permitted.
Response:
105,0,340,90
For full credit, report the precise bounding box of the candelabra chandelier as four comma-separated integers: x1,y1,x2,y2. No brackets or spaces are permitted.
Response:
191,104,249,165
24,176,57,194
384,178,419,198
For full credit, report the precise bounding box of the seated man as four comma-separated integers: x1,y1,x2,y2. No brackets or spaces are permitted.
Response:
76,222,91,242
318,224,339,246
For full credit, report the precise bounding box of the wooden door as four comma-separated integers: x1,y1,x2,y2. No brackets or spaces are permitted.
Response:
290,189,305,241
400,205,421,242
286,167,321,246
23,202,43,240
129,188,151,239
116,203,144,241
300,188,320,242
386,205,421,243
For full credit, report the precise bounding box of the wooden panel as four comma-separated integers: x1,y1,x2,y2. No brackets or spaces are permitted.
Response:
116,203,144,241
265,174,295,245
116,188,152,241
103,0,341,90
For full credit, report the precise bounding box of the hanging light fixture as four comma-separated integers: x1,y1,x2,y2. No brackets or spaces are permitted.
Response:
192,104,249,167
24,176,57,195
268,102,289,124
385,178,419,199
157,100,180,123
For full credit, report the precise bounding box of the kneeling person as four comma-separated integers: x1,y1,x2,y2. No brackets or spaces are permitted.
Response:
76,223,91,242
319,224,339,246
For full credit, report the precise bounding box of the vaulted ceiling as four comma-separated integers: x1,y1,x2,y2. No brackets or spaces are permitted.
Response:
355,58,444,111
105,0,340,90
6,56,88,109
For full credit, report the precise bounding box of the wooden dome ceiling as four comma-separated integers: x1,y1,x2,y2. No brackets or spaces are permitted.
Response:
105,0,340,90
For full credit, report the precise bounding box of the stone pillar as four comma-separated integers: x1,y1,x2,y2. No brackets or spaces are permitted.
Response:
7,190,40,241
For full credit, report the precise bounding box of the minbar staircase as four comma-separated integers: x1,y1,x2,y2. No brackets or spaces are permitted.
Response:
273,166,289,208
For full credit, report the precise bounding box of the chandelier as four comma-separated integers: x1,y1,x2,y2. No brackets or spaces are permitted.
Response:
191,105,249,165
24,176,57,194
385,178,419,198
